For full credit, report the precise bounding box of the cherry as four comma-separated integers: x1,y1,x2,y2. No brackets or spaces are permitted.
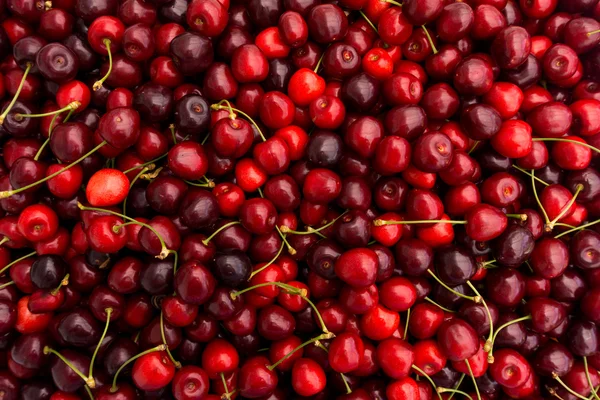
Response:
489,348,531,388
131,350,176,391
437,318,479,362
377,338,414,379
291,357,326,396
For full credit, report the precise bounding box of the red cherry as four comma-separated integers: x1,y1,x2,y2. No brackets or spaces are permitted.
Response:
132,350,176,391
291,357,326,397
17,204,59,242
86,169,129,207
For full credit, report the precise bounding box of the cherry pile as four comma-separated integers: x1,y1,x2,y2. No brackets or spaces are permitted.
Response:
0,0,599,399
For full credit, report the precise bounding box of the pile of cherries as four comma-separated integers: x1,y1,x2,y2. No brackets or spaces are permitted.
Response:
0,0,599,398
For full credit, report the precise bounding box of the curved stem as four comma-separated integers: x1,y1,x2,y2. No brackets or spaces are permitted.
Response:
160,312,181,368
268,333,331,370
512,165,549,186
281,211,348,236
553,373,589,400
555,219,600,239
44,347,92,387
15,101,80,120
545,184,584,232
300,293,330,334
124,166,152,215
202,221,241,246
466,281,493,351
276,226,296,255
123,154,167,174
111,345,166,392
94,39,113,91
80,203,170,259
464,359,482,400
421,26,438,54
211,103,266,142
220,372,231,399
532,137,600,155
249,240,285,280
231,281,304,300
170,250,179,277
0,251,37,277
584,357,600,400
84,385,94,400
0,63,32,124
488,315,532,361
340,373,353,394
51,274,70,296
88,308,112,385
531,169,550,225
424,296,455,313
427,270,478,303
0,141,107,199
0,237,8,246
412,364,443,400
184,179,214,188
384,0,403,6
374,219,467,226
438,388,473,400
0,281,15,290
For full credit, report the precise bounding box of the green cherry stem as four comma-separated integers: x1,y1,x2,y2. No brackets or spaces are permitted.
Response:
374,219,467,226
88,308,112,386
15,101,80,120
160,312,181,368
0,281,15,290
202,221,241,246
583,357,600,400
555,218,600,239
184,179,215,188
427,270,479,303
512,165,549,186
340,373,353,394
123,165,153,214
465,359,482,400
281,211,349,236
506,213,528,221
0,251,37,277
248,239,285,280
448,374,466,400
169,124,177,144
93,39,113,91
0,141,108,199
424,296,455,313
276,225,297,255
0,63,32,125
468,141,480,154
438,387,473,400
51,274,69,296
531,169,551,226
403,307,411,340
266,333,328,370
220,372,231,399
211,101,266,142
0,237,9,246
532,137,600,155
552,372,589,400
412,364,443,400
359,10,378,33
79,202,171,259
383,0,403,6
44,346,93,388
122,153,168,174
111,345,166,392
487,315,532,362
422,26,438,54
544,184,584,232
466,281,494,351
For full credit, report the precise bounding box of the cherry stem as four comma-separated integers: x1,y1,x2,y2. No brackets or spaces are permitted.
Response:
0,251,36,277
424,296,455,313
464,359,482,400
15,101,80,120
487,315,532,362
160,311,181,368
314,49,326,73
0,141,107,199
545,184,584,232
555,218,600,239
477,259,497,269
448,374,466,400
268,333,331,370
512,165,549,186
0,281,14,290
0,237,8,246
301,293,331,334
281,211,348,236
110,344,166,392
384,0,403,6
211,102,266,142
588,29,600,36
553,373,589,400
202,221,241,246
506,213,528,221
88,308,112,385
220,372,231,399
403,308,410,340
93,39,113,91
374,219,467,226
276,226,297,255
169,124,177,144
531,168,551,226
468,141,480,154
124,165,153,214
79,203,171,259
51,274,69,296
84,385,94,400
412,364,443,400
427,270,479,303
422,26,438,54
123,153,168,174
359,10,378,34
438,387,473,400
532,137,600,155
0,63,32,125
249,240,285,280
547,387,566,400
230,281,306,300
170,250,179,276
584,357,600,400
44,346,93,388
340,373,353,394
185,179,215,188
140,166,163,181
466,281,494,352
